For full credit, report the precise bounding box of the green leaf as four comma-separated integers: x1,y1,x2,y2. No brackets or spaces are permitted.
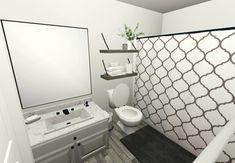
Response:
118,23,144,40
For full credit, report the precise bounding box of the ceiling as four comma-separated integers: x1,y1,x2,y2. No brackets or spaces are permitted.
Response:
117,0,211,13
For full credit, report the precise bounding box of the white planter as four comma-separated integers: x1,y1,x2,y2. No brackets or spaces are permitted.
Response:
127,41,132,50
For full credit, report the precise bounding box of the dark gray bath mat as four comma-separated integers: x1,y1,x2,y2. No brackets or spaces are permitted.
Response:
120,125,196,163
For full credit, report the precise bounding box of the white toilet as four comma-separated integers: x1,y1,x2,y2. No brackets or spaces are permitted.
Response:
107,83,143,134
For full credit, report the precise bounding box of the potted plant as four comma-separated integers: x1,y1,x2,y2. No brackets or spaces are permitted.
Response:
119,23,144,50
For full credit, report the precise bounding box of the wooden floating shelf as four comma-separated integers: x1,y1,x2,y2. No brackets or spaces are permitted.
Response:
101,72,138,80
99,49,139,53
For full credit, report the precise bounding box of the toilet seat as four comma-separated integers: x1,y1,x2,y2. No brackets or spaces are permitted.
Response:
115,106,143,124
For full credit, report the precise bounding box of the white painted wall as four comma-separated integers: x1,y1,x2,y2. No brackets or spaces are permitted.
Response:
162,0,235,34
0,25,34,163
0,0,162,113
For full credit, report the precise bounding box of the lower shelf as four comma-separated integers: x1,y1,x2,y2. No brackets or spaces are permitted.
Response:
101,72,138,80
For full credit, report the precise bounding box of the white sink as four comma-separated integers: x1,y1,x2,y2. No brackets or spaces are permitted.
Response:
45,108,93,134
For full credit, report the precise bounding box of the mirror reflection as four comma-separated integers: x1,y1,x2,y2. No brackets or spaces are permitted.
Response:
3,21,91,109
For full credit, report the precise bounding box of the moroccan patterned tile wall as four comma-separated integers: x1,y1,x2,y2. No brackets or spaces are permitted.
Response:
134,29,235,163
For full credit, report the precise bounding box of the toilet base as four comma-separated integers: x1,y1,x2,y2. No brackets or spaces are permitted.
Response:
117,121,138,135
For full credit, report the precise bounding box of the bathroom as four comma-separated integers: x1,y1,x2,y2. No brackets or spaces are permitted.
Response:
1,0,235,163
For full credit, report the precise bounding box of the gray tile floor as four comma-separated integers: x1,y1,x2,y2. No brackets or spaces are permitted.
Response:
83,123,146,163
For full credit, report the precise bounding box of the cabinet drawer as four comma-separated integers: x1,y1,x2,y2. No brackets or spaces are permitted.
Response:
81,133,105,156
32,119,108,159
36,143,72,163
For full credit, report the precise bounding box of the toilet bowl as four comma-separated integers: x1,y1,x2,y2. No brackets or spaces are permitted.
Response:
115,106,143,127
107,83,143,134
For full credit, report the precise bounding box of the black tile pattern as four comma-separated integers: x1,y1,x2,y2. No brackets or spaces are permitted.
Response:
134,30,235,163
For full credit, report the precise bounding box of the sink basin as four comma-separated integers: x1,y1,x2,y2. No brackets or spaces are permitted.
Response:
45,108,93,134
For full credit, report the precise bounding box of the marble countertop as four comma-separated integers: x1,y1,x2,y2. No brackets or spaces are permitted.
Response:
26,102,109,147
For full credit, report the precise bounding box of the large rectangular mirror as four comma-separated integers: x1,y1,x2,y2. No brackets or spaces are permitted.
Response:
2,20,92,109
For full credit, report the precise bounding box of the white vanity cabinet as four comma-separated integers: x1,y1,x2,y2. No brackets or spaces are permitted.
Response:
32,119,109,163
36,142,74,163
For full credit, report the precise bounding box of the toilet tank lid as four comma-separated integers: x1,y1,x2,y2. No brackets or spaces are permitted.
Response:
113,83,129,107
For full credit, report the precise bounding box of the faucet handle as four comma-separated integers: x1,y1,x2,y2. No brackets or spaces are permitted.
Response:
84,101,89,107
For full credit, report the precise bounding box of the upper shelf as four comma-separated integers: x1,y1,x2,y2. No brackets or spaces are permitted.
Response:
99,49,139,53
